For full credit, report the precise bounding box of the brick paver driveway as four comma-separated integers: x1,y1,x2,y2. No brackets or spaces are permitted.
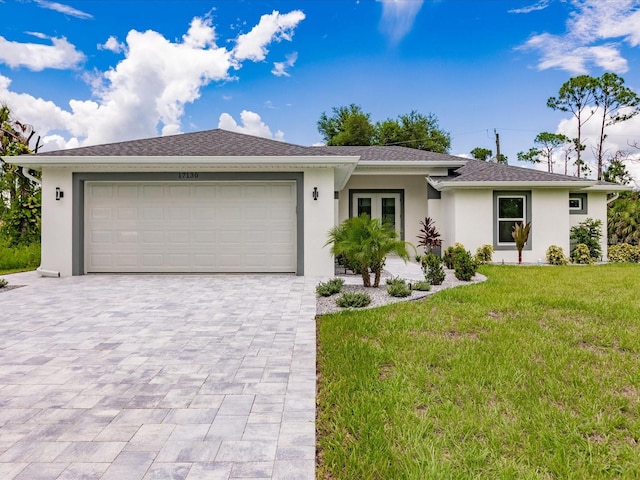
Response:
0,273,317,480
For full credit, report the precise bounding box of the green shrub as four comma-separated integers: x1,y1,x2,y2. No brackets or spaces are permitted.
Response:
336,292,371,308
316,278,345,296
386,278,412,298
570,218,602,260
443,243,466,269
474,244,493,265
411,280,431,291
572,243,593,264
546,245,568,265
0,278,7,288
454,250,477,281
607,243,640,263
421,253,445,285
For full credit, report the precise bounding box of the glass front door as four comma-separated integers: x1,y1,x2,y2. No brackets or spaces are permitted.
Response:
353,193,401,233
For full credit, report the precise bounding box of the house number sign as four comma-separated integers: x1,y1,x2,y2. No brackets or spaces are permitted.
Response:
177,172,199,179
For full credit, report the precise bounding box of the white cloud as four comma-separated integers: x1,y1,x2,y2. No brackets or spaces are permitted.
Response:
0,11,303,148
271,51,298,77
0,74,74,141
0,34,85,71
378,0,424,45
98,36,125,54
517,0,640,74
233,10,305,62
35,0,93,19
508,0,551,14
218,110,284,140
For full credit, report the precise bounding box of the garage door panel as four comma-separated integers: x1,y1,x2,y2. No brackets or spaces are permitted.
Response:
85,181,296,273
142,207,163,220
117,185,138,198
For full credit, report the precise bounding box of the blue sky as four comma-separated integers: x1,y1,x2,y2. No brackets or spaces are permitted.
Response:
2,0,640,180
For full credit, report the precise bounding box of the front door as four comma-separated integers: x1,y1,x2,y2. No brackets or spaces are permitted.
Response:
352,193,401,232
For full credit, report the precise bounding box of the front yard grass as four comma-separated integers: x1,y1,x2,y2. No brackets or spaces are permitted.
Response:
316,264,640,479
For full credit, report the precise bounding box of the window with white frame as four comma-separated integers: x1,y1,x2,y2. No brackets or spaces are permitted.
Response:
497,195,526,244
569,193,587,214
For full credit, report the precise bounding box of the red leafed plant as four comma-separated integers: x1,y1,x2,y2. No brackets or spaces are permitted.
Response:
417,217,442,254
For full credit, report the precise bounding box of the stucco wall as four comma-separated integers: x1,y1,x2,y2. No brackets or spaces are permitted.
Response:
337,175,428,251
448,190,493,255
444,188,597,264
527,189,571,263
303,168,336,277
40,167,74,276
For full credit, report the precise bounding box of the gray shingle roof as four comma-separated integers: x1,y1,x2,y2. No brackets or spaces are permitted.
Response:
438,159,590,183
313,145,465,162
36,129,328,157
32,128,619,187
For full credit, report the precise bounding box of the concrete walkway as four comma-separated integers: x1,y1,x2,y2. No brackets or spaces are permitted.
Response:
0,273,317,480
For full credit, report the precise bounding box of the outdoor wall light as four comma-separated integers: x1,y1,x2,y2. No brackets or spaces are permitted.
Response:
56,187,64,201
312,187,319,201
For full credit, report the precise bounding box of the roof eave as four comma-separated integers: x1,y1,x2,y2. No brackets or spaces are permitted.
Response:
358,160,466,168
13,155,361,170
583,183,634,192
433,180,597,191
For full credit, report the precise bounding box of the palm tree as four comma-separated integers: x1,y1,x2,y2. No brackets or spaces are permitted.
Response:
512,221,532,264
326,214,414,287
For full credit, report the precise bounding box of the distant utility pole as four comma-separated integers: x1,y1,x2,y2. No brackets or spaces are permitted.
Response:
494,129,501,164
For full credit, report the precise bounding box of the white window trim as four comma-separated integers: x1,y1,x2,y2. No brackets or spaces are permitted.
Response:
569,197,582,210
496,194,526,246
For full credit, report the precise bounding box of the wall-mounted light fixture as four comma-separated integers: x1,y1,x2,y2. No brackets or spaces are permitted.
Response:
56,187,64,201
312,187,319,201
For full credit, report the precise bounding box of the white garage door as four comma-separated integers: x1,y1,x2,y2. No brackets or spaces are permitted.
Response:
85,181,297,273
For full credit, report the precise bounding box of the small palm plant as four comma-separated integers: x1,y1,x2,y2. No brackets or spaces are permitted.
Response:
326,214,414,287
512,221,532,264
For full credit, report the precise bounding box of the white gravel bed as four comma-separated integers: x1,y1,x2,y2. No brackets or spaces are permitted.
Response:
316,269,487,315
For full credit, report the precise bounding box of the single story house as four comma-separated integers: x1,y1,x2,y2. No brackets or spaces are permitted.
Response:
15,129,627,277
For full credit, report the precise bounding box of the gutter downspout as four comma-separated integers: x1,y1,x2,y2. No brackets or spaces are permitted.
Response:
607,193,620,205
22,167,41,185
36,267,60,278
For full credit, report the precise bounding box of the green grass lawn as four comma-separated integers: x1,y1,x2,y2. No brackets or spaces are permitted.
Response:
0,243,40,275
317,264,640,479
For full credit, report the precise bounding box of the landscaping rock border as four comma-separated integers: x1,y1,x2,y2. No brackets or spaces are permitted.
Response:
316,269,487,315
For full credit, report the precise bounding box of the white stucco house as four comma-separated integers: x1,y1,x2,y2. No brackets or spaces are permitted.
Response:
15,129,626,277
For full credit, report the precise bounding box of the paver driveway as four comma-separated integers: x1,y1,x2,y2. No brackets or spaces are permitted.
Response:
0,273,318,480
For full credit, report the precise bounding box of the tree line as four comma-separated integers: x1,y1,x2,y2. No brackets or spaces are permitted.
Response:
317,104,451,153
0,104,41,246
515,73,640,181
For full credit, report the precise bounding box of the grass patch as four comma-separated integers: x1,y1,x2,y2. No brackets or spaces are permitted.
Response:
317,264,640,479
0,243,40,274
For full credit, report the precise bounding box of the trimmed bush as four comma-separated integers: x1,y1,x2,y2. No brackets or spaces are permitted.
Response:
454,250,477,281
386,278,411,298
475,244,493,265
572,243,593,264
608,243,640,263
0,278,7,288
316,278,345,296
443,243,466,269
411,280,431,291
336,292,371,308
421,253,445,285
546,245,568,266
